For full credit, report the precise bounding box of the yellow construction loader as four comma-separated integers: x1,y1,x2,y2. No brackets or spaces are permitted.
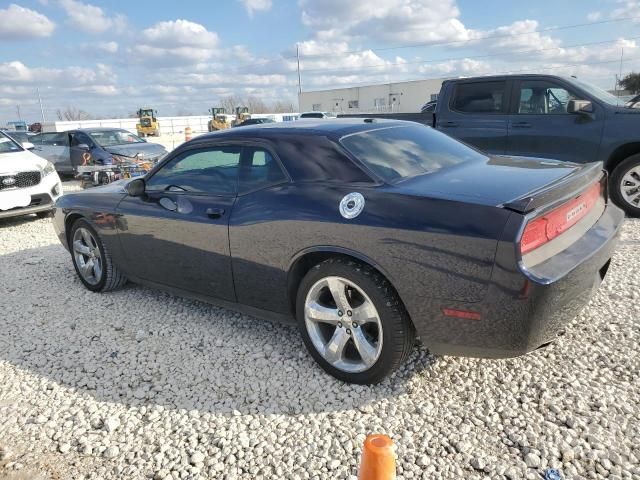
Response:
136,108,160,137
233,106,251,126
208,107,231,132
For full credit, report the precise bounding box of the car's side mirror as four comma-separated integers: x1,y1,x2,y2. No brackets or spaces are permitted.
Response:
567,100,593,115
22,142,35,150
77,143,90,150
126,178,145,197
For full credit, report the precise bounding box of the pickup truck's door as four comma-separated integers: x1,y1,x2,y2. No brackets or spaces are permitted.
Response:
506,79,604,163
436,80,510,155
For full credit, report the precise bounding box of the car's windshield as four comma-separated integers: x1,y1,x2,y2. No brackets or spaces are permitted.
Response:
0,132,23,155
88,130,145,146
569,78,627,107
341,125,487,183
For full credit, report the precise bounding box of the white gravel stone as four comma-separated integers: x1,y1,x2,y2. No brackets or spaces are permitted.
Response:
0,181,638,479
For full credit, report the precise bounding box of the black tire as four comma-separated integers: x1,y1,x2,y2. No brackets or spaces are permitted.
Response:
36,210,53,219
296,258,415,384
70,218,127,292
610,154,640,217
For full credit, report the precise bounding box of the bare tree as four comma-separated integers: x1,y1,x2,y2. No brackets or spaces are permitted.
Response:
246,96,269,114
271,99,296,113
56,106,93,121
220,96,242,114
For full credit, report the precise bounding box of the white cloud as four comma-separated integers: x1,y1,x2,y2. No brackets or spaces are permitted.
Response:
611,0,640,22
0,4,55,39
132,20,220,65
81,41,119,54
59,0,126,34
587,11,603,21
238,0,272,16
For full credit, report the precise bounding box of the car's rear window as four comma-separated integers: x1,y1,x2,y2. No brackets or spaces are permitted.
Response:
340,125,487,183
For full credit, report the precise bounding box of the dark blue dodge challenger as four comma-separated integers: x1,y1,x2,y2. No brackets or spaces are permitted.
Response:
53,119,623,384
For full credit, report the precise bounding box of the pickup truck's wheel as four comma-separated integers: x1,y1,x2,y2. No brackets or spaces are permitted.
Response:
70,219,127,292
610,154,640,217
297,258,415,384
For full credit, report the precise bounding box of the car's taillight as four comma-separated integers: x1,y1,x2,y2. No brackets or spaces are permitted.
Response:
520,181,602,255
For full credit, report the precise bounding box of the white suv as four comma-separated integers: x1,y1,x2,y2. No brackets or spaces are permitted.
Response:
0,131,63,219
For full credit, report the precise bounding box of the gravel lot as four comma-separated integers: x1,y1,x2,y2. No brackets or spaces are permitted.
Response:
0,180,639,480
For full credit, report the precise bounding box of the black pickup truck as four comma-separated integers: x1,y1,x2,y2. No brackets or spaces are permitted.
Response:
342,74,640,217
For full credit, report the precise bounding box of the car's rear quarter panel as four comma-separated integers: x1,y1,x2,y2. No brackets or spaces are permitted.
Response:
229,184,512,336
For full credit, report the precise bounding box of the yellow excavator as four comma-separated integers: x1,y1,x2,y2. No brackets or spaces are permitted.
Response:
208,107,231,132
233,106,251,126
136,108,160,137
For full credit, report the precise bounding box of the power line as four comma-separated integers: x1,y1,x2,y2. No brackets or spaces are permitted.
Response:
296,14,640,60
309,56,640,91
231,14,640,70
299,36,640,75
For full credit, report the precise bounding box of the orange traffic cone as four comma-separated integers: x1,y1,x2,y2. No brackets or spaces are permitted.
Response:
358,434,396,480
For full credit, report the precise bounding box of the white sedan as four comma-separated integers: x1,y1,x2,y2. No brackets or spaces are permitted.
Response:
0,131,63,219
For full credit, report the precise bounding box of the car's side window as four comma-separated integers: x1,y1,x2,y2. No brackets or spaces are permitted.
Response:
517,81,577,114
452,81,507,114
238,147,287,194
71,133,92,147
146,147,241,196
40,132,70,146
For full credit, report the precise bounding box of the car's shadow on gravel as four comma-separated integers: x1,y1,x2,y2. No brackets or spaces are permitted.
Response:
0,245,437,416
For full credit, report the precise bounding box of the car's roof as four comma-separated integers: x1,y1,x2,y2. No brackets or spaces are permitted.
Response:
189,118,413,143
73,127,130,133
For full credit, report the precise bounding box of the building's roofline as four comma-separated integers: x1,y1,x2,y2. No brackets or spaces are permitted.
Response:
299,77,451,95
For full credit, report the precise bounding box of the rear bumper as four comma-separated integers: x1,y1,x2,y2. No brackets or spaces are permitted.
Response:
422,202,624,358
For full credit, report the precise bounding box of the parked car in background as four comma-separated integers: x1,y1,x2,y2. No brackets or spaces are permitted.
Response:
346,74,640,217
299,111,337,119
30,128,167,176
0,131,63,219
29,122,42,133
53,119,622,383
233,118,276,128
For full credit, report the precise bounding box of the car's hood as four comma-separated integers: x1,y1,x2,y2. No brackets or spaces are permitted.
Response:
0,150,48,173
393,155,586,207
104,142,166,158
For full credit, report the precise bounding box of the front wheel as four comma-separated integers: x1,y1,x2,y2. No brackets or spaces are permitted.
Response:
297,258,415,384
70,219,127,292
610,154,640,217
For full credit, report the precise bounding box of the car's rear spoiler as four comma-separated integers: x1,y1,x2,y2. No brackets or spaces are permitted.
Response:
502,162,606,214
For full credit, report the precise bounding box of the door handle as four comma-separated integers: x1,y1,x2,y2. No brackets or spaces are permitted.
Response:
441,121,458,127
206,207,225,219
511,122,531,128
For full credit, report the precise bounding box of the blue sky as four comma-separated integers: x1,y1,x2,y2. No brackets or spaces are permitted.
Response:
1,0,639,123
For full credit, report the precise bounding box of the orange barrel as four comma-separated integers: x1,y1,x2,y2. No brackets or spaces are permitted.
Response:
185,126,192,141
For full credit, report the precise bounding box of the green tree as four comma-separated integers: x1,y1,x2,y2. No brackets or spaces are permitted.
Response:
619,72,640,94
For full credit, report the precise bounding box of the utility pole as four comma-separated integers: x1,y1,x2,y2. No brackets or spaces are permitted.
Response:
16,105,21,120
37,87,46,123
618,48,624,97
296,43,302,94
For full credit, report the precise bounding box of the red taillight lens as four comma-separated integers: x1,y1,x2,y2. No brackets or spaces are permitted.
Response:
520,182,602,255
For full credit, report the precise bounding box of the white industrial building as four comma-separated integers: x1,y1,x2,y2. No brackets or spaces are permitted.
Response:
298,78,448,114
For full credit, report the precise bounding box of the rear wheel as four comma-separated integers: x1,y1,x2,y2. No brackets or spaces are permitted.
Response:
610,154,640,217
297,258,415,384
70,219,127,292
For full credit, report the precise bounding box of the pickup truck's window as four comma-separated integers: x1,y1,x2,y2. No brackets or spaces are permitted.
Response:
238,148,287,194
146,147,241,195
452,81,506,113
341,125,487,183
518,81,577,114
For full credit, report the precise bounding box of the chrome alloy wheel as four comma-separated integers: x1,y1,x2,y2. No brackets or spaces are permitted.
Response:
304,276,383,373
621,166,640,208
72,227,103,285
